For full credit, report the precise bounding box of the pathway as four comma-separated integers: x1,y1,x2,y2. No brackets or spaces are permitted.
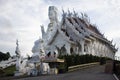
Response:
15,65,116,80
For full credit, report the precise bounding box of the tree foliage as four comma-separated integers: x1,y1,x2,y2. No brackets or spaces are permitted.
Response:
0,51,11,61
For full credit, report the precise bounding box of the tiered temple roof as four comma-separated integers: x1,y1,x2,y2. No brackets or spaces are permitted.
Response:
60,10,118,53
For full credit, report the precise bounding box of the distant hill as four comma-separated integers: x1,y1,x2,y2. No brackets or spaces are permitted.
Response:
0,51,11,61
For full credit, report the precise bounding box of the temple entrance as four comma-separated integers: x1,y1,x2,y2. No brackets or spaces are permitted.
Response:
56,45,67,56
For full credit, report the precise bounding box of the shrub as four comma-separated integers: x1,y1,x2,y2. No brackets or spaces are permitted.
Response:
58,62,68,73
58,54,111,67
2,65,16,77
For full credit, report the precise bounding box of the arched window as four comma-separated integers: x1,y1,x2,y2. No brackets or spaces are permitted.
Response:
60,46,66,55
47,52,51,57
56,45,67,56
70,47,74,54
78,43,82,52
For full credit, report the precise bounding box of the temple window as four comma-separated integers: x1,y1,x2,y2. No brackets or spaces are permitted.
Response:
70,47,74,54
47,52,51,57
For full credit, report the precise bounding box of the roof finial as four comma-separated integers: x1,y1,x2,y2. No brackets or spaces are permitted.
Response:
73,8,78,17
62,8,66,18
68,9,72,17
62,7,64,14
110,39,113,43
16,39,18,46
114,43,116,47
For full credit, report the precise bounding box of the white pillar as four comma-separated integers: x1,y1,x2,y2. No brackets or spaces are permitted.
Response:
80,40,85,55
65,44,71,55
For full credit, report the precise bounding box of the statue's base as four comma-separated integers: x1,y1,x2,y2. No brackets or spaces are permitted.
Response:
49,68,58,74
29,69,38,76
42,58,64,75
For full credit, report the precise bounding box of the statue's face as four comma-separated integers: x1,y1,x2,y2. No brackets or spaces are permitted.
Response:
49,10,55,23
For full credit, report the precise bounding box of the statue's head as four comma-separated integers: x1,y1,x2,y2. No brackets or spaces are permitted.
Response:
48,6,58,23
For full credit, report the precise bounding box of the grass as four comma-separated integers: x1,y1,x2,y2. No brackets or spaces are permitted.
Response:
0,65,16,77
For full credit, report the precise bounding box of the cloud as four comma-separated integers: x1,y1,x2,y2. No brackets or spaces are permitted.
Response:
0,16,16,55
0,0,50,56
0,0,120,57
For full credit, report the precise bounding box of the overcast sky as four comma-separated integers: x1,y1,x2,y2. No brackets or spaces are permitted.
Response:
0,0,120,57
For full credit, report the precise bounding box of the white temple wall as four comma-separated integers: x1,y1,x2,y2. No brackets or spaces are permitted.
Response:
45,28,115,59
89,39,115,59
47,32,71,55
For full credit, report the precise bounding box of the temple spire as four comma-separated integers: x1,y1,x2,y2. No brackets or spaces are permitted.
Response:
15,39,21,57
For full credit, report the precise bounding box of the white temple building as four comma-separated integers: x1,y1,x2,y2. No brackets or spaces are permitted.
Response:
32,6,118,60
13,6,118,76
